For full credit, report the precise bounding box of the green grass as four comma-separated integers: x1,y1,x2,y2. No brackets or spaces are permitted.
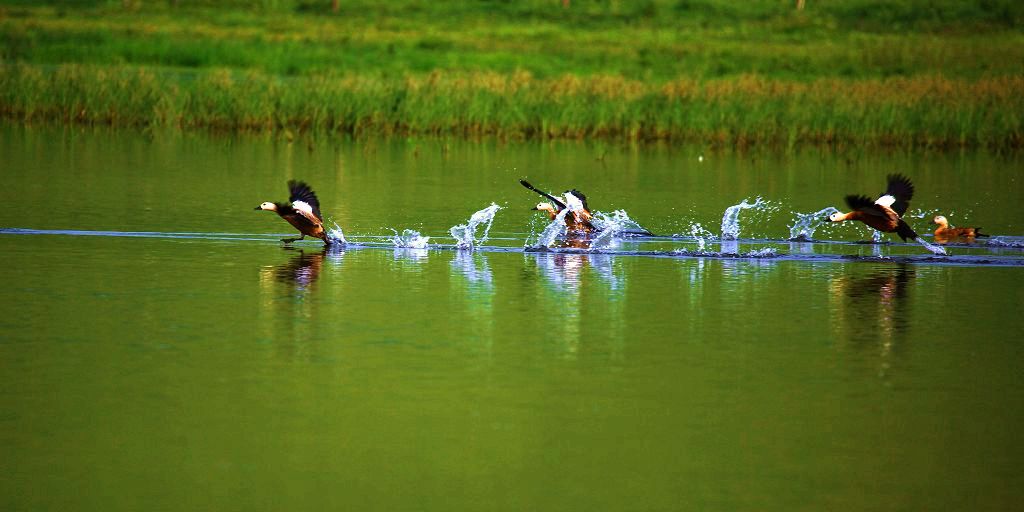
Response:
1,1,1022,148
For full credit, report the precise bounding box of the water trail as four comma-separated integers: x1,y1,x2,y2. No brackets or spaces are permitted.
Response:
721,197,767,240
529,209,569,249
327,222,347,245
914,237,947,256
390,229,430,249
449,203,501,250
789,207,841,241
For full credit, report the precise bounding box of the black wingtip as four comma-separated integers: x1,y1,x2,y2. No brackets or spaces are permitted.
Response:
885,173,914,200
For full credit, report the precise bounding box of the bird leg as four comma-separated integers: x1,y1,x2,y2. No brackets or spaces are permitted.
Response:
281,234,305,244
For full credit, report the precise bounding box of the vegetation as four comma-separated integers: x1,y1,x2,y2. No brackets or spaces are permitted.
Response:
1,0,1022,148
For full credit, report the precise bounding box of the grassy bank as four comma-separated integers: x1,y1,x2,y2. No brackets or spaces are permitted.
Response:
1,1,1023,148
4,64,1020,149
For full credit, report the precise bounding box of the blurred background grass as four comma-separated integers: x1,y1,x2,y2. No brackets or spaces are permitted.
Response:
1,0,1022,147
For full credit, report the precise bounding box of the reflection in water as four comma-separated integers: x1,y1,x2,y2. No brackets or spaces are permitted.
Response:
450,252,496,358
829,265,915,377
393,247,430,266
533,252,621,293
257,246,344,362
451,251,493,291
259,246,335,292
529,252,625,359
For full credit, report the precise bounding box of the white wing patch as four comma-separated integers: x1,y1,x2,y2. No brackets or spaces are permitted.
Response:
563,193,585,212
875,194,896,207
292,200,314,215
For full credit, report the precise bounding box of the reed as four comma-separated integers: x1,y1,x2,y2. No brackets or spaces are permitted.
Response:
2,1,1022,147
2,64,1021,149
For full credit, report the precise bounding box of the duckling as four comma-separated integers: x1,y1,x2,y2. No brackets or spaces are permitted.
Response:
520,180,595,233
828,174,919,242
931,215,986,243
256,180,330,245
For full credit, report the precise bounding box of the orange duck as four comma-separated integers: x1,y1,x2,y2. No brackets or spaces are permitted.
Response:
931,215,986,243
256,180,331,245
520,180,595,233
828,174,919,242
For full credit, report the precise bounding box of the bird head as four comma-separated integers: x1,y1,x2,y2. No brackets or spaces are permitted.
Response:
255,202,276,211
532,202,556,214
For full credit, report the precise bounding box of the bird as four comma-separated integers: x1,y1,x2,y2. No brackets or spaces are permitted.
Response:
828,174,919,242
520,179,595,233
931,215,986,243
255,180,331,245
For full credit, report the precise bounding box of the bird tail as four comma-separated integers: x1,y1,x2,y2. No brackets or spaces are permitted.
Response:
895,219,918,242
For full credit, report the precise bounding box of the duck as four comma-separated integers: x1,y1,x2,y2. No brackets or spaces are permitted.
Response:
520,179,595,233
255,180,330,244
828,174,919,242
931,215,986,243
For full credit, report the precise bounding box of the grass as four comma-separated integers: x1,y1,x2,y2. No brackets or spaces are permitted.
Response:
1,1,1022,148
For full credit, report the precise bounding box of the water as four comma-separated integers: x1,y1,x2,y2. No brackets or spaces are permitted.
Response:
449,203,501,250
720,196,770,240
789,206,841,240
2,124,1024,511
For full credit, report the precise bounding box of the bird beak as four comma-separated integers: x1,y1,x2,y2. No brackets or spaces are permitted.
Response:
254,206,262,210
531,207,539,210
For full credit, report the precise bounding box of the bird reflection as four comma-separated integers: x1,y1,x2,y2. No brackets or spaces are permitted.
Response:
259,246,331,292
829,265,915,373
533,251,620,293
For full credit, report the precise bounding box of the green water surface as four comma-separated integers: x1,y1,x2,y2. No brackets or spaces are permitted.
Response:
1,125,1023,511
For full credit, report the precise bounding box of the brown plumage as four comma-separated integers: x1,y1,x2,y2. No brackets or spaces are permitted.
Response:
255,180,330,244
932,215,985,243
828,174,918,241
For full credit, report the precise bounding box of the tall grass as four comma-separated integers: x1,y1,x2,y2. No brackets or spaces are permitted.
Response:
3,64,1020,149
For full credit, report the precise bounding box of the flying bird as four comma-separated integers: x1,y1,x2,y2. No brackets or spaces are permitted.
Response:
255,180,330,245
828,174,919,242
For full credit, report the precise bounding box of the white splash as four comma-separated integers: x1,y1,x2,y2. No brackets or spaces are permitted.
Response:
872,229,883,243
721,197,767,240
789,207,841,240
746,247,778,258
390,229,430,249
327,222,347,245
449,203,501,250
689,222,716,253
914,237,947,256
591,209,651,237
529,209,569,249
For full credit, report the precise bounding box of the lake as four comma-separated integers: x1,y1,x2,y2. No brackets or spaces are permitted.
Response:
1,124,1023,511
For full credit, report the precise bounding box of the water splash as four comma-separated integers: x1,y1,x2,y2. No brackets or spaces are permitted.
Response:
689,222,717,253
529,209,570,249
587,210,639,250
872,229,883,243
390,229,430,249
591,209,652,237
721,197,768,240
914,237,947,256
327,222,347,245
789,207,841,241
449,203,501,250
